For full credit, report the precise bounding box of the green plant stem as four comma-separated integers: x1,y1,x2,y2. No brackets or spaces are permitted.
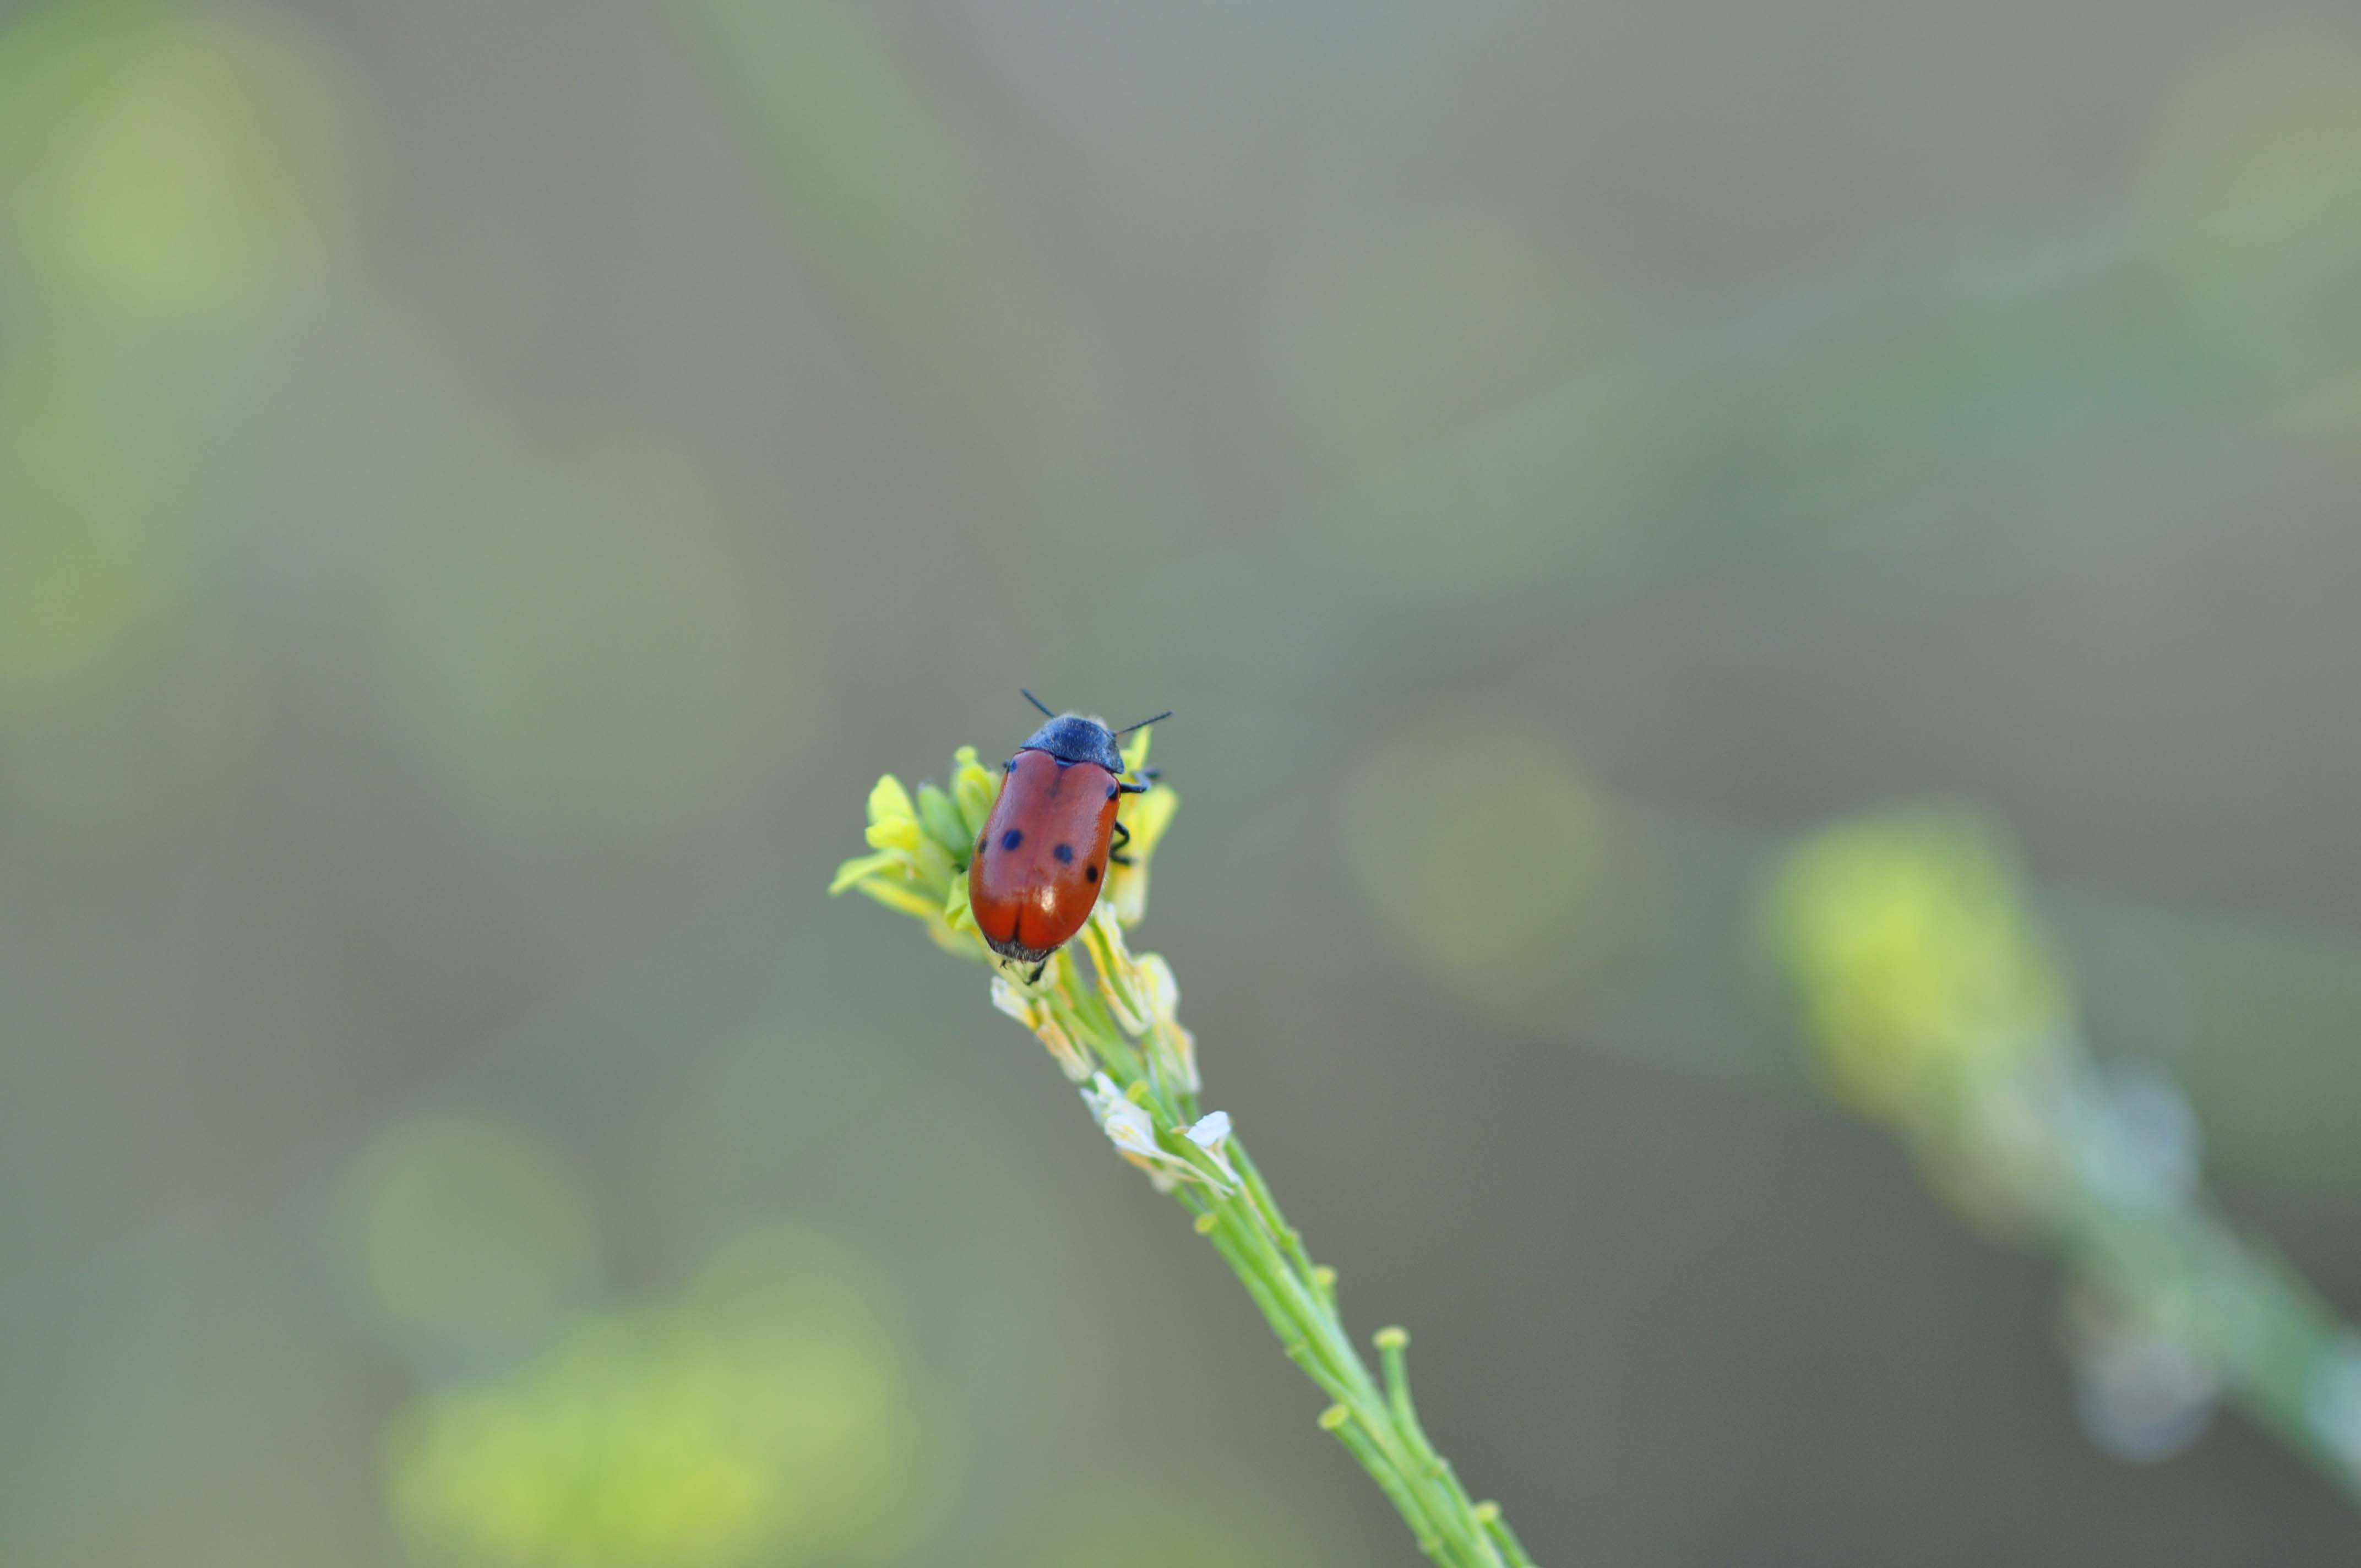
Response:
2049,1143,2361,1501
834,747,1534,1561
1147,1085,1522,1566
1036,918,1532,1564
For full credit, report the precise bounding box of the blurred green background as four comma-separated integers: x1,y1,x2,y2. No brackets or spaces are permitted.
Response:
4,0,2360,1561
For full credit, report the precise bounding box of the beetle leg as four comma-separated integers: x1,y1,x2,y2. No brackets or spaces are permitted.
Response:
1109,819,1133,866
1027,960,1046,984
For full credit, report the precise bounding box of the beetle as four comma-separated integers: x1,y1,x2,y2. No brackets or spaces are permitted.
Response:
969,691,1169,981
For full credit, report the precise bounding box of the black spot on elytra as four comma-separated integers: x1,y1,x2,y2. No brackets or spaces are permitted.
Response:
1085,864,1100,883
1001,829,1023,851
1053,843,1074,864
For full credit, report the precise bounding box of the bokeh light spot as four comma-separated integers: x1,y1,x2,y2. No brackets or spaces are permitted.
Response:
2143,28,2361,395
0,413,240,850
385,1223,926,1568
8,9,352,312
0,416,170,711
2148,29,2361,222
347,1112,603,1351
378,451,783,839
1768,814,2064,1121
1340,710,1613,1022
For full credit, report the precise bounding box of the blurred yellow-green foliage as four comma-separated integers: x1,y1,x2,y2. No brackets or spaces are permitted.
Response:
387,1224,926,1568
347,1113,604,1351
6,0,2361,1562
1771,814,2063,1121
1340,711,1616,1026
1769,819,2361,1495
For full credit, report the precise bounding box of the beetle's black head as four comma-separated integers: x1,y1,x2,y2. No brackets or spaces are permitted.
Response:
1018,713,1127,774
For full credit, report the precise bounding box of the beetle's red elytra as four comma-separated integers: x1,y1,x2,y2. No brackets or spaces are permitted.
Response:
969,692,1167,981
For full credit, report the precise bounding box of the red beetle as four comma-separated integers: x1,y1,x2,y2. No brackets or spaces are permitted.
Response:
970,692,1168,979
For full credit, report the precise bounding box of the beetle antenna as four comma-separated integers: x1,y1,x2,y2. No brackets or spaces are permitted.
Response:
1021,689,1056,718
1114,709,1173,735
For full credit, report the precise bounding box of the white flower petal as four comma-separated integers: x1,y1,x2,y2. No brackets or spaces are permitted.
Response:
1081,1072,1123,1118
1103,1101,1160,1153
1079,1074,1229,1192
1184,1111,1231,1149
1184,1110,1241,1183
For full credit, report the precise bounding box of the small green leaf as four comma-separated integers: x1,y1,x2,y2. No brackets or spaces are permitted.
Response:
854,876,939,922
828,851,900,894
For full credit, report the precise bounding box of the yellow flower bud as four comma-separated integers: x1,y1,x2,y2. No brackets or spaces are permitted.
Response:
864,815,922,854
863,775,923,854
951,747,999,839
1107,785,1178,926
866,774,916,827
